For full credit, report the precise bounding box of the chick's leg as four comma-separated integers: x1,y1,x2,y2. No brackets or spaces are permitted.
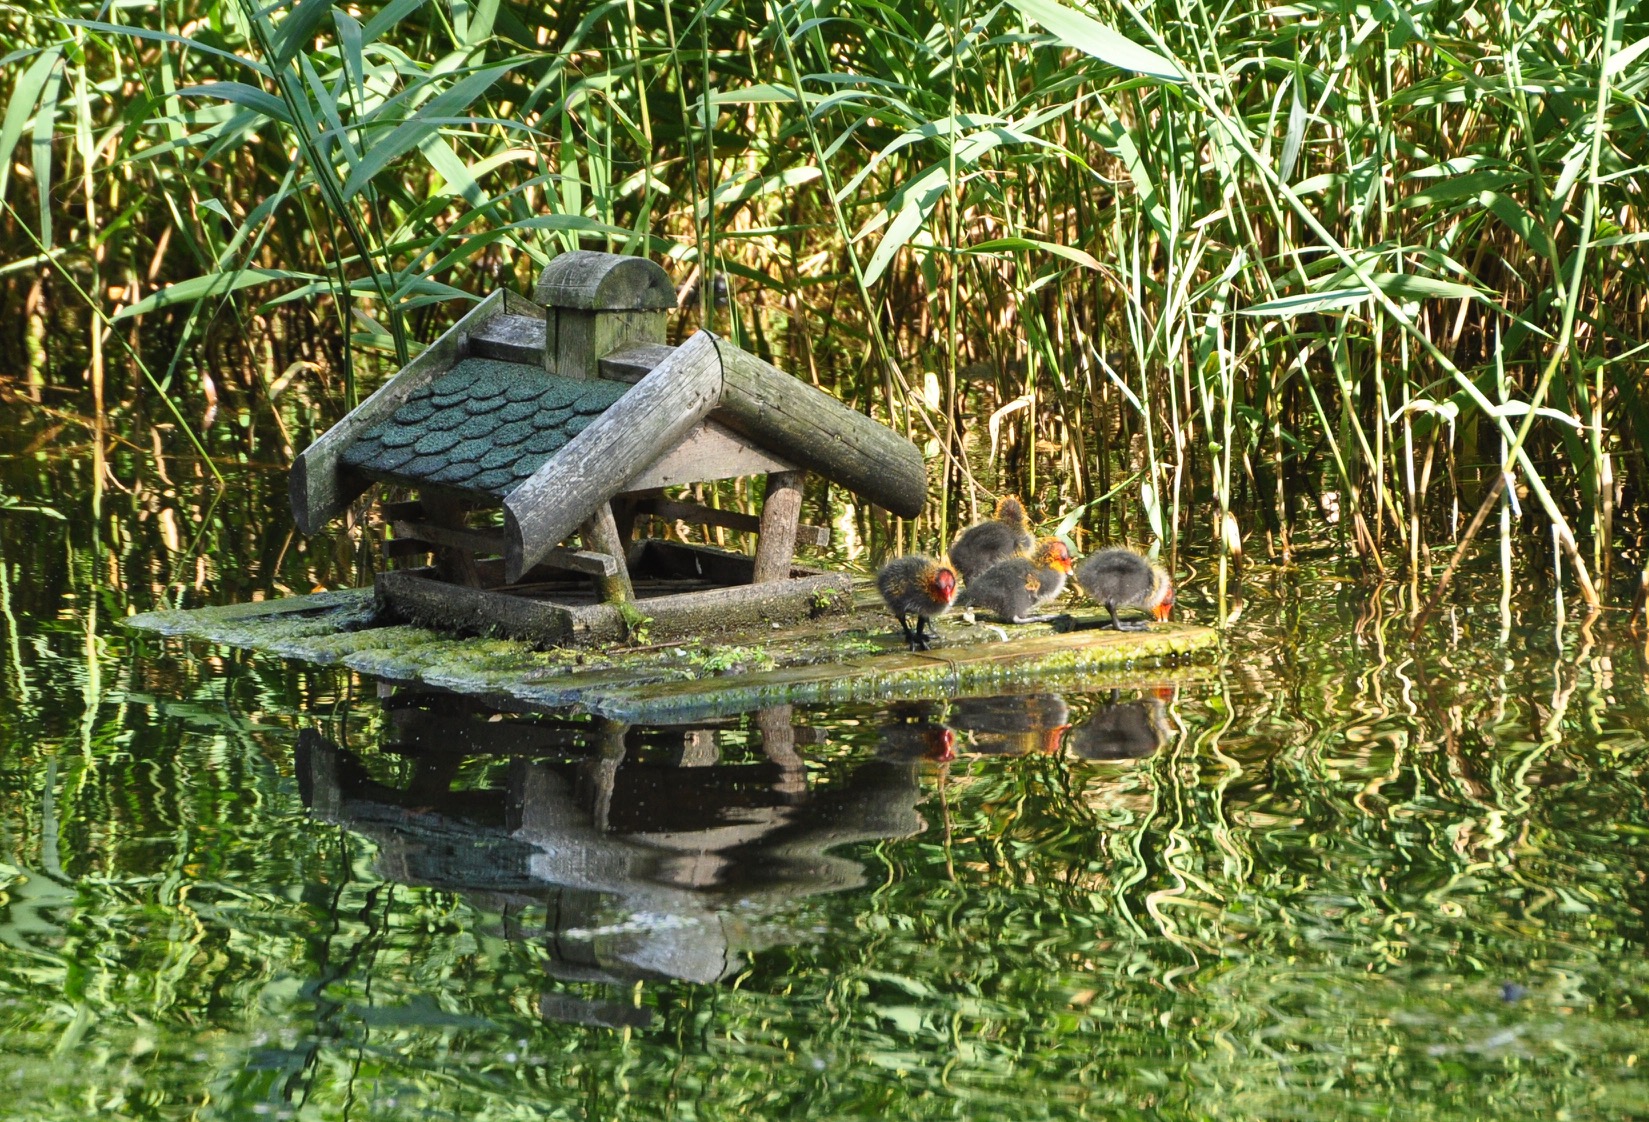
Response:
913,614,935,651
1105,602,1148,631
896,613,919,649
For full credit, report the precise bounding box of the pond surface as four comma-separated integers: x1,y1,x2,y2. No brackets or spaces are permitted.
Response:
3,443,1649,1121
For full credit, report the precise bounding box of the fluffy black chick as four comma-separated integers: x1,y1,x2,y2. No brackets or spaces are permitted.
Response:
1071,548,1173,631
956,538,1074,624
949,497,1035,583
876,555,957,651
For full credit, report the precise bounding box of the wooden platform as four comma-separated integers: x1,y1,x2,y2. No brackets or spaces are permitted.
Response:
124,584,1220,721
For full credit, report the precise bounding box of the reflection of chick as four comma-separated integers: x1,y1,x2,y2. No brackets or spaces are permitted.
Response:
876,556,957,650
949,497,1035,583
878,721,957,762
957,539,1074,624
1067,698,1169,760
949,693,1071,755
1071,548,1173,631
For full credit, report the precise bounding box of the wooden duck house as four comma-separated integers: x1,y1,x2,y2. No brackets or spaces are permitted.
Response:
290,251,927,646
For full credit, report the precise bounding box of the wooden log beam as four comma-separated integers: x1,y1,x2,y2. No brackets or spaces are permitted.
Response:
752,470,806,583
709,336,927,518
504,332,721,581
634,496,829,548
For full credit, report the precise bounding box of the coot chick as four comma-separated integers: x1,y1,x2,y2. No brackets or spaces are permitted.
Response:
949,497,1035,583
876,556,957,651
1072,547,1173,631
957,538,1074,624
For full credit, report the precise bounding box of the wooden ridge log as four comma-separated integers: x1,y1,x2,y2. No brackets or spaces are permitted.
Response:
504,332,722,581
709,337,927,519
533,251,676,310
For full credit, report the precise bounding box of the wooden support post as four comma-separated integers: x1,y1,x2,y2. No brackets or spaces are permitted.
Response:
590,719,628,833
752,470,806,584
420,492,485,588
580,501,634,603
754,705,806,797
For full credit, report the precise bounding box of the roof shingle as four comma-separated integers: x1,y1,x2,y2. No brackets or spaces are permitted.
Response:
341,357,628,499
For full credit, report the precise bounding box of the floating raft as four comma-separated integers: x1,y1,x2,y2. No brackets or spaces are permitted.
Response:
125,585,1219,721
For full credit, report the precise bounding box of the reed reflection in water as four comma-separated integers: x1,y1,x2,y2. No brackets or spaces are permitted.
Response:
4,460,1649,1120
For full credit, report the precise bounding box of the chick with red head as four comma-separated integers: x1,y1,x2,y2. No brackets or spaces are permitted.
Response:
876,555,958,651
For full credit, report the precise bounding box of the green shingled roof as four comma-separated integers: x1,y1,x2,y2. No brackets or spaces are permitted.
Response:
340,358,629,497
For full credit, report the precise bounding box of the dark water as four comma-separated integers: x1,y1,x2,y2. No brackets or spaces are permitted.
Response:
4,442,1649,1121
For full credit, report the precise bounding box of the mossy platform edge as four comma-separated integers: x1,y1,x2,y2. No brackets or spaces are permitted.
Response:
125,588,1221,719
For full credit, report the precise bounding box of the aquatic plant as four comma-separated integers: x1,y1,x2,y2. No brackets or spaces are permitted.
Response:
2,0,1646,611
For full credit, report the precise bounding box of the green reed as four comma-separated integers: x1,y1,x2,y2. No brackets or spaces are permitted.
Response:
2,0,1645,607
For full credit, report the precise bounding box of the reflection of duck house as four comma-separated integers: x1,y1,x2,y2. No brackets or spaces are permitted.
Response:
290,252,926,645
295,694,926,987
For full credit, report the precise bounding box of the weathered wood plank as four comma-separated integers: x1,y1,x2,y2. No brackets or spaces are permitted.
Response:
290,289,506,535
385,538,433,561
504,332,722,581
710,336,927,518
526,548,620,578
378,570,581,645
398,520,506,557
625,418,796,490
633,497,829,548
381,499,425,522
467,312,546,364
598,343,677,383
752,470,806,584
